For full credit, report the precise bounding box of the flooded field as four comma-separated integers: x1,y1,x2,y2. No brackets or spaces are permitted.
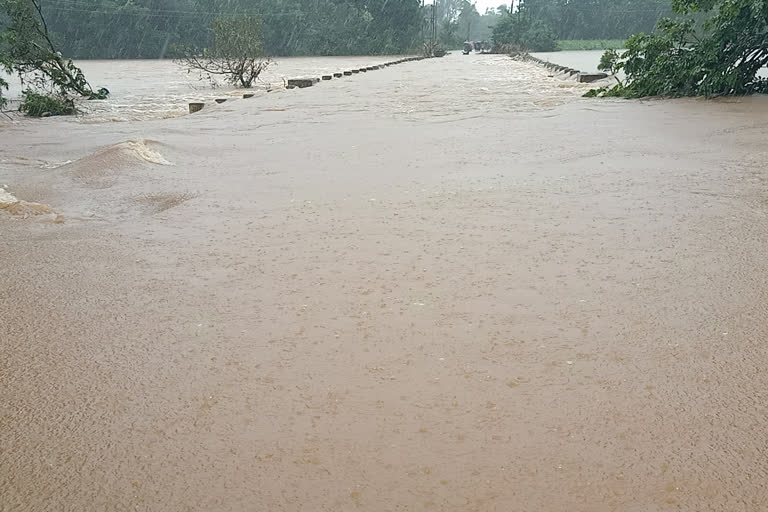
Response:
3,53,768,511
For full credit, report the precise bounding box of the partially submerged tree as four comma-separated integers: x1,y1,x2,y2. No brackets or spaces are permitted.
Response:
0,0,106,115
177,15,272,88
588,0,768,98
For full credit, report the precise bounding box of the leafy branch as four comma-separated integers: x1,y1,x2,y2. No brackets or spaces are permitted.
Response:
587,0,768,98
0,0,107,116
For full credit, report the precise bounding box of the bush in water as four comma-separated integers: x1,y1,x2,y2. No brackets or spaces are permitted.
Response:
588,0,768,98
19,90,75,117
0,0,107,106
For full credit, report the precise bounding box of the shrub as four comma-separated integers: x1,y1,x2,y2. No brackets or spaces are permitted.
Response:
587,0,768,98
19,90,75,117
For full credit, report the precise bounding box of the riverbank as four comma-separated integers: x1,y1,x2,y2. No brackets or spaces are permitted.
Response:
3,53,768,511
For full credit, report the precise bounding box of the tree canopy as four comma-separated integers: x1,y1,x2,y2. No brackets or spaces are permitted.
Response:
590,0,768,97
0,0,106,114
486,0,672,52
513,0,672,41
31,0,424,59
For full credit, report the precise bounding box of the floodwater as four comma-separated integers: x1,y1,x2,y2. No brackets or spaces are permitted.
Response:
3,55,415,122
530,49,768,80
3,52,601,122
531,49,608,73
3,53,768,511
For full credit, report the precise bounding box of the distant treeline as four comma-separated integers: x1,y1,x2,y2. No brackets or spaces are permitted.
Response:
514,0,672,40
431,0,671,52
40,0,424,59
36,0,672,59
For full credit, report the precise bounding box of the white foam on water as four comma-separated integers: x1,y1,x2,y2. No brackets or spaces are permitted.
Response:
41,160,74,169
0,185,18,205
126,140,173,166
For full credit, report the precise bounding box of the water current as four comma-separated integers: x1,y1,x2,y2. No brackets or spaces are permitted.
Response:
2,52,768,511
3,52,605,122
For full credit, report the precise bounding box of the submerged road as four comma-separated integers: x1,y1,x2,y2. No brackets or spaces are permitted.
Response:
2,54,768,511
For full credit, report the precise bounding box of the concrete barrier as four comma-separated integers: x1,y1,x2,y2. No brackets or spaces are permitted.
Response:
578,73,608,83
523,55,603,83
188,102,204,113
287,78,316,88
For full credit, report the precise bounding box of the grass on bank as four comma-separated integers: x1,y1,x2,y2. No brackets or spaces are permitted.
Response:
556,40,626,51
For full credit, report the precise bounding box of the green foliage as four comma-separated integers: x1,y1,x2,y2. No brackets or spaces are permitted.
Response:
511,0,670,40
556,40,626,51
0,0,106,101
520,20,558,51
582,84,626,97
209,16,264,59
38,0,423,58
3,0,675,59
432,0,507,48
177,15,271,88
588,0,768,98
492,12,557,52
598,48,624,78
19,90,74,116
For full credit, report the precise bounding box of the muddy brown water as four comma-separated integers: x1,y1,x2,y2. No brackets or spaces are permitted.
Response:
2,54,768,511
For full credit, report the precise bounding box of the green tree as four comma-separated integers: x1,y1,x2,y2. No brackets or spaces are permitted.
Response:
492,7,557,51
590,0,768,97
35,0,423,59
457,1,481,42
0,0,105,115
